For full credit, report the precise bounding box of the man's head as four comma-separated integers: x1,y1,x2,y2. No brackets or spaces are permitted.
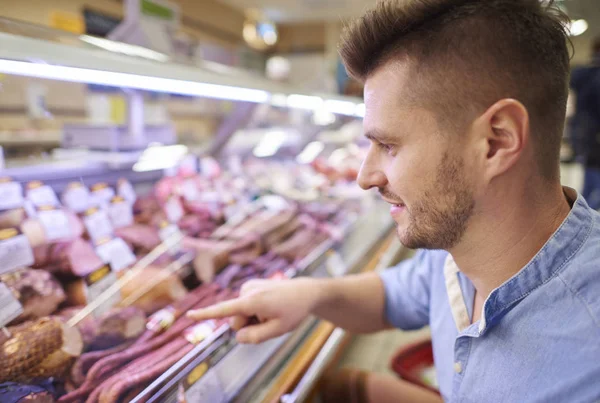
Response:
342,0,570,250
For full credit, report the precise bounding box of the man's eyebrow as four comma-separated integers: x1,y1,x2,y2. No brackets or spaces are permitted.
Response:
365,130,396,143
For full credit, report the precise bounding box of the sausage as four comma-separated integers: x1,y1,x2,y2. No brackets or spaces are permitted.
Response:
69,341,135,387
99,338,193,403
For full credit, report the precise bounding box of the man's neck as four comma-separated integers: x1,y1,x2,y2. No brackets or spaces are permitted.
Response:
449,182,572,300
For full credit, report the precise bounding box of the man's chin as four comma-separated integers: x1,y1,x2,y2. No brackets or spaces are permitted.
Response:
395,227,432,250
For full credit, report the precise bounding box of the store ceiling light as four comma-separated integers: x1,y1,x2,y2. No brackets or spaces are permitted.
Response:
356,103,366,118
569,19,588,37
133,144,189,172
0,59,270,103
253,130,287,157
296,141,325,164
287,94,324,110
312,109,336,126
79,35,170,62
324,99,359,116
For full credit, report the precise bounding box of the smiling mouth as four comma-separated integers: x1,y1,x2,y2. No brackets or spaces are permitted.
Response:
381,197,405,207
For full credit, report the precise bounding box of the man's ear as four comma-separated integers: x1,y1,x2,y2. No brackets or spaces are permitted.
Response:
475,99,530,182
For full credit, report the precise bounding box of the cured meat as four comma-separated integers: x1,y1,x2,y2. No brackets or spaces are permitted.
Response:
228,234,264,265
0,269,66,326
183,237,233,283
58,307,146,352
114,224,161,255
117,266,188,314
33,238,104,277
0,209,26,230
0,317,83,383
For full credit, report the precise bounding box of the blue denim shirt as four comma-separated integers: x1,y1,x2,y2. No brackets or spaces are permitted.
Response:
380,188,600,402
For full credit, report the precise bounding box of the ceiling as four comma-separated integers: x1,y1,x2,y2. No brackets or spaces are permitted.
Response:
218,0,373,23
219,0,599,63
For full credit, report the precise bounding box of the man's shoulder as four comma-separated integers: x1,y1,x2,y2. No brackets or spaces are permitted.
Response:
554,211,600,327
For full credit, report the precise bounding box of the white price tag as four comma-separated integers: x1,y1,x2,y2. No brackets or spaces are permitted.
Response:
261,195,289,212
27,185,59,207
91,185,115,208
62,185,91,213
108,200,134,229
0,230,34,275
23,200,37,218
159,224,183,255
185,368,225,403
182,179,200,202
84,209,114,243
38,209,72,240
0,282,23,327
165,197,184,223
117,180,137,204
95,237,136,272
84,266,120,317
0,181,24,210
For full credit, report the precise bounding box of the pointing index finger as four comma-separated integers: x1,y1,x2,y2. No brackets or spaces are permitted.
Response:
187,298,248,321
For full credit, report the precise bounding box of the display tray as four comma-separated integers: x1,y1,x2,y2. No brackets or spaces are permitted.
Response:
136,204,395,403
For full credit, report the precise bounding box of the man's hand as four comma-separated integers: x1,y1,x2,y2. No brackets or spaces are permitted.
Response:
187,278,319,344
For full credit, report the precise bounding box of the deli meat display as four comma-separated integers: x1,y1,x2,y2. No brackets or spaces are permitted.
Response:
0,20,397,403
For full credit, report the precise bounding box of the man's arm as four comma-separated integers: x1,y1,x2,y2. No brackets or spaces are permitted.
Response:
188,249,438,344
187,272,389,344
313,272,391,333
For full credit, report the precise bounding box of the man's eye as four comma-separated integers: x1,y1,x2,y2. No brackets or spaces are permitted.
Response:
378,142,393,152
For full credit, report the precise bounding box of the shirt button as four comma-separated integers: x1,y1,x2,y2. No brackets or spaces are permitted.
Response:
454,362,463,374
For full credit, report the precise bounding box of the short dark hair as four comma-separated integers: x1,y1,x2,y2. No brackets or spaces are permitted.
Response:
339,0,571,181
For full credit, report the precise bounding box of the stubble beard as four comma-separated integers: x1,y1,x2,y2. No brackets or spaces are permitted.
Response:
398,153,475,250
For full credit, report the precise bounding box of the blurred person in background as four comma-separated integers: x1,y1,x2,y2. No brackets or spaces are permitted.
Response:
569,37,600,210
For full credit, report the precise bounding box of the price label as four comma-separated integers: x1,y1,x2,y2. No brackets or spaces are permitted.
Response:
165,197,184,223
117,179,137,204
0,180,24,210
62,184,90,213
108,198,134,229
146,306,176,332
38,208,72,240
23,200,37,219
27,183,59,207
184,367,225,403
84,265,120,317
91,183,115,208
159,223,183,255
184,320,217,344
261,195,289,212
84,208,114,243
182,179,200,202
0,282,23,327
95,237,136,272
0,229,34,275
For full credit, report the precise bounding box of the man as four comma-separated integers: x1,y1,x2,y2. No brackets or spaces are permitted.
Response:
189,0,600,401
570,37,600,210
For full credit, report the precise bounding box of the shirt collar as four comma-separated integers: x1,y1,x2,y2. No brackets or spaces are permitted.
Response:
445,187,595,335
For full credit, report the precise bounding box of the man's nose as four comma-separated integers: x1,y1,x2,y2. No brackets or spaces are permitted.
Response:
357,153,387,190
